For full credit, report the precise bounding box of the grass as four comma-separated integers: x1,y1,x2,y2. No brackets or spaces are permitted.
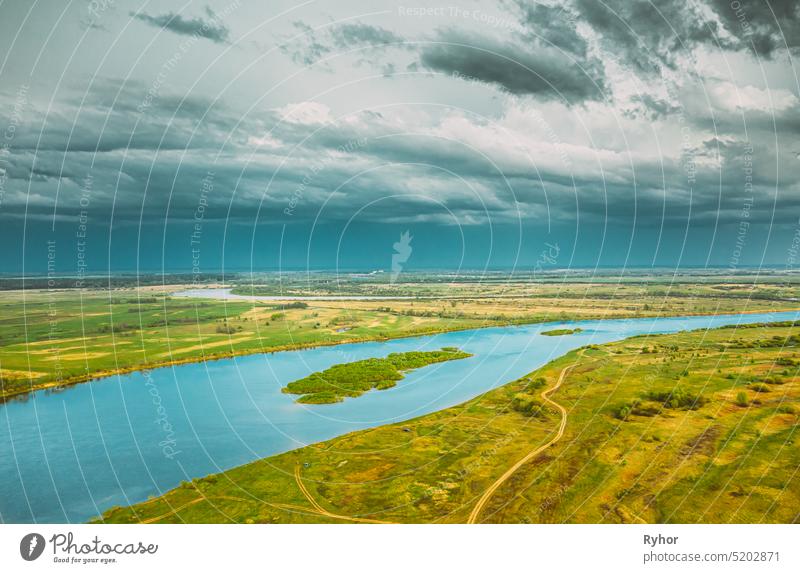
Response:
541,328,584,336
283,348,472,403
100,321,800,524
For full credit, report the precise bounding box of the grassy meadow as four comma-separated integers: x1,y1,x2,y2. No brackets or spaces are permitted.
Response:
100,321,800,524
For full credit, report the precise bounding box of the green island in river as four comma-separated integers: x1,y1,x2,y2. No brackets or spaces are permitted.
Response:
541,327,584,336
282,348,473,403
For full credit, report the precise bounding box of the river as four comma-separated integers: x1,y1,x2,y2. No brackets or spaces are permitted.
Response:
1,310,797,523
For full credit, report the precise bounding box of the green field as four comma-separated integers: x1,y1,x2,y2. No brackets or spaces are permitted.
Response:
100,321,800,524
283,348,472,403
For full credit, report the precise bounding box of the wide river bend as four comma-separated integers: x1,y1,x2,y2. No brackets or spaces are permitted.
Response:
1,309,797,523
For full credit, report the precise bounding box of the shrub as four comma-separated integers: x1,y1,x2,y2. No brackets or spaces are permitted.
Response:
519,376,547,390
646,387,706,410
615,403,632,420
512,393,546,417
275,302,308,310
750,383,771,393
614,398,660,419
735,391,749,407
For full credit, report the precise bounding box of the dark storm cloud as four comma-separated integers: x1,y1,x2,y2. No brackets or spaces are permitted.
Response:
2,72,796,233
570,0,799,73
257,112,790,229
419,29,605,102
280,1,799,104
131,7,230,44
415,2,606,102
708,0,800,56
513,1,589,56
0,79,256,222
2,81,235,155
2,1,799,273
573,0,731,73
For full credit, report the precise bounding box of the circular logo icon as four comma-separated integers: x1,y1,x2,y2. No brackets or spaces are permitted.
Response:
20,533,45,561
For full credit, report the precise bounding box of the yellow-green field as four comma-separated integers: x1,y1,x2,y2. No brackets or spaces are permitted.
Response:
100,321,800,524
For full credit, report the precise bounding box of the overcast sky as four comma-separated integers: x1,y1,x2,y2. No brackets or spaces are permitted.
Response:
1,0,799,273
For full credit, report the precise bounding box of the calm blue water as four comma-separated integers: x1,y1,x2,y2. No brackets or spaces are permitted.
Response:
1,310,797,523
